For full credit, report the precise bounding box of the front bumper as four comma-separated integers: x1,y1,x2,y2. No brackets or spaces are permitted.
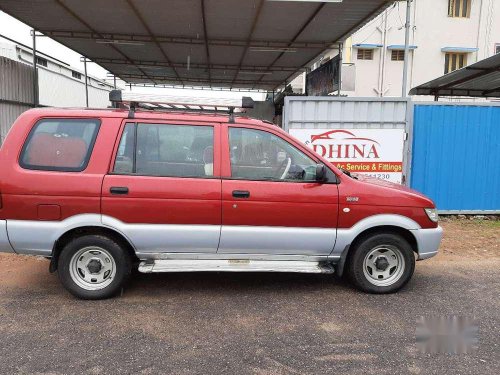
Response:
411,226,443,260
0,220,15,253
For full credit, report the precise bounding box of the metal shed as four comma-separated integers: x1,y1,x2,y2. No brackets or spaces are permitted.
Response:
0,57,34,145
409,53,500,99
0,0,394,91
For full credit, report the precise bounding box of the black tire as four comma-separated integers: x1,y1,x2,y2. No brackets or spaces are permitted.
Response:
347,233,415,294
58,235,132,300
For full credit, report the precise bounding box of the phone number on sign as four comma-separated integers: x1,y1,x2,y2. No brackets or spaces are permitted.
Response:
362,173,391,180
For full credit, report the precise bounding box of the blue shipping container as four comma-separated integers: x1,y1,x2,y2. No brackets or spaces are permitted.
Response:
411,104,500,213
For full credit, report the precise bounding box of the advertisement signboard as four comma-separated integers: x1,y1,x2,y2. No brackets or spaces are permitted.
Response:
290,128,405,183
306,56,340,96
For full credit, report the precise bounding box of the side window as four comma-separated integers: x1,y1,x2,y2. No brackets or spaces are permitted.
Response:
20,118,100,172
113,123,135,174
113,123,214,178
229,127,317,182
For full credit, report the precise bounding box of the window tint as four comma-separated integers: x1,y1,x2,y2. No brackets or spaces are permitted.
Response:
114,123,214,178
229,128,317,182
20,119,100,171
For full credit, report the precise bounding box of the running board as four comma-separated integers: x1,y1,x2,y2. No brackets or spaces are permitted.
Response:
138,259,334,274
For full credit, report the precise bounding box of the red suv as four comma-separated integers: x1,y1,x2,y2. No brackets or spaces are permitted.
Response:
0,91,442,299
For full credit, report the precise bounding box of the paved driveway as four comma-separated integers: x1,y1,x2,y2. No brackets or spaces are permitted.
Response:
0,220,498,375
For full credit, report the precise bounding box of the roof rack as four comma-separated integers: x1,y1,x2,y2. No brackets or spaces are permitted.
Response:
109,90,255,123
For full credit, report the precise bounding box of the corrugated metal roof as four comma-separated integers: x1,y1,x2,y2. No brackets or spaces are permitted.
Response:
0,57,34,145
0,0,394,91
409,53,500,98
0,57,34,104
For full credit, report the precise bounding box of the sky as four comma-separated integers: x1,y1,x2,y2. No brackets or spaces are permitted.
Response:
0,11,265,100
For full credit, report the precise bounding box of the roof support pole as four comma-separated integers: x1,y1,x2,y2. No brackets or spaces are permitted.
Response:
201,0,212,88
113,75,117,89
337,42,343,96
378,9,389,97
31,29,39,107
402,0,412,97
83,58,89,108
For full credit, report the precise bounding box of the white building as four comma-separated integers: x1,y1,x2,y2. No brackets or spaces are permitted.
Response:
293,0,500,99
0,40,114,107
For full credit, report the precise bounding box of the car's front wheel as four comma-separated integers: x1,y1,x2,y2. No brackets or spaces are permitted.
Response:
347,233,415,294
58,235,132,300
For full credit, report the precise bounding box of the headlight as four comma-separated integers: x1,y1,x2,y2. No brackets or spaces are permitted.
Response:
424,208,439,223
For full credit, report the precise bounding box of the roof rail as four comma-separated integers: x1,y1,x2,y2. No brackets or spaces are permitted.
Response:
109,90,255,122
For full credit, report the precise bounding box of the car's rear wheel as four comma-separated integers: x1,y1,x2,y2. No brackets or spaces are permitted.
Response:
347,233,415,294
58,235,132,300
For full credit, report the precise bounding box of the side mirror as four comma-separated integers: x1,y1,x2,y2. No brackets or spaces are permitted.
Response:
316,164,328,183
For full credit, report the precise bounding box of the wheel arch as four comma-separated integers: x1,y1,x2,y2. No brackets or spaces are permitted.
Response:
335,225,418,278
350,225,418,255
49,226,139,273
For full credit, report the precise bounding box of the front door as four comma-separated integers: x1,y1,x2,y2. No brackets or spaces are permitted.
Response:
102,120,221,256
219,125,339,256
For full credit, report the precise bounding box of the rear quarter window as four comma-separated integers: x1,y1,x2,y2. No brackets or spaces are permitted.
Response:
20,118,100,172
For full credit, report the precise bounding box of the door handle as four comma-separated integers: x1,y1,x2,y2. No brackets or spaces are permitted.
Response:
110,187,129,195
232,190,250,199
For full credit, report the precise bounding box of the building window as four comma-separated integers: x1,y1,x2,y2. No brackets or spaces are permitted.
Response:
444,53,467,74
495,44,500,55
391,50,405,61
72,71,82,80
35,56,47,67
448,0,471,18
357,49,373,60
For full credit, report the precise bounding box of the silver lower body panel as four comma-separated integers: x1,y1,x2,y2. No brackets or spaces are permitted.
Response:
0,220,14,254
138,259,335,274
218,226,336,255
411,226,443,260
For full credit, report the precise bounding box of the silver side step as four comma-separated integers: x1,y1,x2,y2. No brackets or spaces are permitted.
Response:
138,259,334,274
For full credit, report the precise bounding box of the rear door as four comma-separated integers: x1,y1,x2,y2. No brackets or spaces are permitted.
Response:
219,124,339,256
102,120,221,256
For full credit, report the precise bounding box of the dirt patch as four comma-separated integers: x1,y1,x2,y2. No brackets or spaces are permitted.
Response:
436,219,500,261
0,255,52,289
315,353,378,361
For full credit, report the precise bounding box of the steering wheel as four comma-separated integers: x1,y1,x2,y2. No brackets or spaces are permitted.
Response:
279,157,292,180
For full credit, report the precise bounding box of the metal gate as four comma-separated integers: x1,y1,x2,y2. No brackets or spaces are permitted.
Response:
0,57,34,145
411,103,500,214
283,97,413,185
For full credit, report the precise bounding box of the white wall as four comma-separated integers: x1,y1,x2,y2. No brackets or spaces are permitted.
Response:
38,68,112,108
0,42,114,108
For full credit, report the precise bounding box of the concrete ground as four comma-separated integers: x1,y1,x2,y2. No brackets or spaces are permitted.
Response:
0,219,498,375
